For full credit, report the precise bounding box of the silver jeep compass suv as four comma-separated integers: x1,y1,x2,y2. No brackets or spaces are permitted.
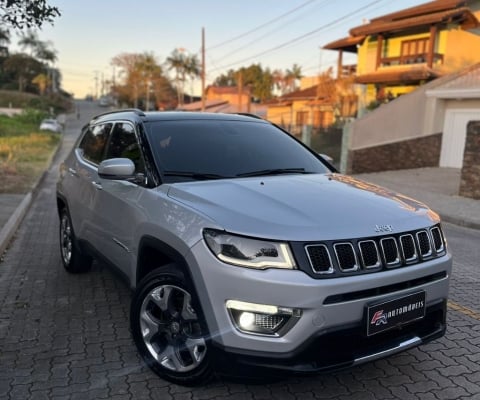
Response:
56,110,451,385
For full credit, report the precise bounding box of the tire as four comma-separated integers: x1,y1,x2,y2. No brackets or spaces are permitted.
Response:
59,207,92,273
130,267,214,386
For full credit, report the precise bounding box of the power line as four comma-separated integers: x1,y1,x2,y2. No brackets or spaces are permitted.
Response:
216,0,330,62
210,0,387,72
208,0,319,50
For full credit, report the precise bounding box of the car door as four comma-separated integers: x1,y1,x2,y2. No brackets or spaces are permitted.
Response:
90,121,148,277
65,122,112,245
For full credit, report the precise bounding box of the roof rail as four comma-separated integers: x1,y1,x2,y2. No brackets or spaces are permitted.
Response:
92,108,146,120
235,112,263,120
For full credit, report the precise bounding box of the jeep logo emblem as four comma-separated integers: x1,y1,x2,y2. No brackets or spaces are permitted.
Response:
375,224,393,233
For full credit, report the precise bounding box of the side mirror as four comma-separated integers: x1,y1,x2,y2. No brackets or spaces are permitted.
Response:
98,158,135,180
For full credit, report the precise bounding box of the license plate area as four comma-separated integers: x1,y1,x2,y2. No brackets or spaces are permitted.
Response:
366,291,426,336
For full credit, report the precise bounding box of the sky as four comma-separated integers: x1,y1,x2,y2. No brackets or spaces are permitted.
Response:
11,0,428,98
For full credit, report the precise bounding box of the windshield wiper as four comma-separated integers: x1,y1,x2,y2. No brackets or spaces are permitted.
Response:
163,171,231,180
236,168,311,178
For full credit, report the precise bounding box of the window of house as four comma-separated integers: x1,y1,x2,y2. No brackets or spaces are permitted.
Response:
401,38,429,63
296,111,309,126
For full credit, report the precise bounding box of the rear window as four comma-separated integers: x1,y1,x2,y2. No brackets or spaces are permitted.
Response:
146,119,330,181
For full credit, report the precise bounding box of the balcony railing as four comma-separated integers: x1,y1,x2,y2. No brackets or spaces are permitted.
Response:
380,53,444,67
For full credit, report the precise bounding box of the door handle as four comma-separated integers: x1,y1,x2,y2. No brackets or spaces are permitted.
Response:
92,181,103,190
68,168,78,176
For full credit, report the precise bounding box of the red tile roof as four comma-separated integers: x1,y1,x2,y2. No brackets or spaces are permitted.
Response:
323,0,479,51
350,7,478,36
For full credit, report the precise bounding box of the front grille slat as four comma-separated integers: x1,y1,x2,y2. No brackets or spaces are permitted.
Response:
400,234,417,263
380,237,400,267
303,225,446,278
430,227,445,254
359,240,381,269
306,244,333,274
417,230,433,259
334,243,359,272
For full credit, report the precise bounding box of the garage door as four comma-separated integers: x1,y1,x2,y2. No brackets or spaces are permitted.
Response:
440,109,479,168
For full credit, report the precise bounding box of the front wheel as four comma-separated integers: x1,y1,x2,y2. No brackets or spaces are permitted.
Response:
130,267,213,386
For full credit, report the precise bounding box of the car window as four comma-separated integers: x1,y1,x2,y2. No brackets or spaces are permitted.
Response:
147,119,330,181
78,123,112,165
105,122,145,174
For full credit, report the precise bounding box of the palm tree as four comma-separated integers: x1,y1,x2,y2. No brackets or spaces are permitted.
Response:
166,48,187,106
0,27,10,57
272,69,286,95
185,54,200,101
18,30,40,56
285,63,303,93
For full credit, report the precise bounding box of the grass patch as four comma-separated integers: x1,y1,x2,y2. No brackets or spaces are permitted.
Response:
0,114,61,194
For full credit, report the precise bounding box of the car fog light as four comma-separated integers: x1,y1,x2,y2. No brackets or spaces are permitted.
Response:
239,312,255,329
226,300,301,336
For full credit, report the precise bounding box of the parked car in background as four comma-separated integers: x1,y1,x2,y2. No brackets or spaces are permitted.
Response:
56,110,452,386
39,118,62,133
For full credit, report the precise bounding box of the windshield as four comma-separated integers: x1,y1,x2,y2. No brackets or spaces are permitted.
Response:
146,119,331,182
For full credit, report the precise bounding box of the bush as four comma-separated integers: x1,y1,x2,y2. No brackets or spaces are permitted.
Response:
17,109,49,124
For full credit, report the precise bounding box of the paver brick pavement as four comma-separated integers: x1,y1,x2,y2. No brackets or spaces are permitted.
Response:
1,110,480,399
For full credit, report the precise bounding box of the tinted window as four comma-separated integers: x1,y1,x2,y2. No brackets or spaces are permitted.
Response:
105,122,145,173
147,119,329,181
79,123,112,164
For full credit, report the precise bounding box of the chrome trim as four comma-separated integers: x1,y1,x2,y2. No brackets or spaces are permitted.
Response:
400,234,418,263
334,242,359,272
416,230,433,259
380,237,400,267
358,240,381,269
305,244,334,274
353,337,422,365
430,226,445,254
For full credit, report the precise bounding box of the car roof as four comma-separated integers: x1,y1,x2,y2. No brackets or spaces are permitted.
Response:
90,110,267,125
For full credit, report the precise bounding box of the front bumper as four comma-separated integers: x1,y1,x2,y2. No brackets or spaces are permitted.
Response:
209,300,446,377
186,239,451,369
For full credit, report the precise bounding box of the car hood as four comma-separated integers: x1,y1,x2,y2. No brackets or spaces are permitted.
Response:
166,174,440,241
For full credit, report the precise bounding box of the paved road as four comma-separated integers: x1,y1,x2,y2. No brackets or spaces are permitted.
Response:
0,103,479,399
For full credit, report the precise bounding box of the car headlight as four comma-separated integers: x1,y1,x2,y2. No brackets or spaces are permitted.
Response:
203,229,296,270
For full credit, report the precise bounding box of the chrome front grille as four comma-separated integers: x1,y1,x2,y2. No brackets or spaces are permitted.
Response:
305,225,446,277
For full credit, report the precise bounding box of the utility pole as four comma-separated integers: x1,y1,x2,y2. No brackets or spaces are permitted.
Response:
93,71,99,100
201,27,206,112
238,71,243,113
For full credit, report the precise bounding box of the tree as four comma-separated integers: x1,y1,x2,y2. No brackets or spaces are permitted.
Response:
32,72,50,95
0,27,9,47
18,30,57,92
112,52,176,109
3,53,43,92
285,63,303,93
213,64,275,102
1,0,60,29
165,49,200,106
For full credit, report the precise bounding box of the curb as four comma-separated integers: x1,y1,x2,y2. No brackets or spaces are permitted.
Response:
0,193,32,256
440,214,480,232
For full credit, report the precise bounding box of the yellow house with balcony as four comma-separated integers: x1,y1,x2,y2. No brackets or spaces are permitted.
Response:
324,0,480,105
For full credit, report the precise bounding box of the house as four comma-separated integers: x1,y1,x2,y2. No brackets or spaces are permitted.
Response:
343,62,480,174
266,76,357,133
177,85,267,117
324,0,480,107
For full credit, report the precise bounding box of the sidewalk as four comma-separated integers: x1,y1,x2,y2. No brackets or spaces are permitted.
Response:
1,150,479,256
354,167,480,230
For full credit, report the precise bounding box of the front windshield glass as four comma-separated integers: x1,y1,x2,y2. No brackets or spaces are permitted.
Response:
146,119,330,182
